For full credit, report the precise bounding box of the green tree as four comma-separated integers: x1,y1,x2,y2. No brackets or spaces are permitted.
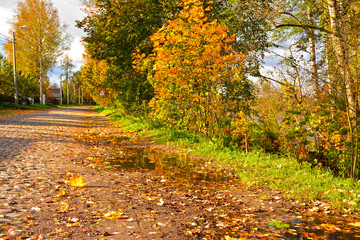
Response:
76,0,180,110
60,55,74,105
215,0,271,82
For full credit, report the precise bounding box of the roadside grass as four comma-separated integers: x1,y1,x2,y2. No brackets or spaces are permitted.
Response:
96,106,360,212
0,109,15,115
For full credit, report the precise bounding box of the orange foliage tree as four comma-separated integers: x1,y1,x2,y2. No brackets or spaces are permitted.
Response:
80,50,113,105
135,0,252,139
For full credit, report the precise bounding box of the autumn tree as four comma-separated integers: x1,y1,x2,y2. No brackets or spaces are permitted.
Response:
60,55,74,105
0,54,13,98
4,0,69,102
214,0,271,82
76,0,181,110
243,0,360,177
135,0,251,138
79,50,111,105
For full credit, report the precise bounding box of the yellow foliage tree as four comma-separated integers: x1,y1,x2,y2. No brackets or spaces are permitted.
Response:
80,50,113,105
3,0,69,99
136,0,249,138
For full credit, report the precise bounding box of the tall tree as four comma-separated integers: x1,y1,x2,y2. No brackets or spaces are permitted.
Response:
77,0,180,110
136,0,251,138
0,54,14,98
4,0,69,102
216,0,271,82
60,55,74,105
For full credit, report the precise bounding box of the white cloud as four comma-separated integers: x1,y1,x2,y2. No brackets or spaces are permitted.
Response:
68,36,85,70
0,5,16,40
0,0,86,83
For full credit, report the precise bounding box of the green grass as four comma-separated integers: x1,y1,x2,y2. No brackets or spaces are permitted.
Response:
269,221,290,229
95,106,360,211
0,109,14,115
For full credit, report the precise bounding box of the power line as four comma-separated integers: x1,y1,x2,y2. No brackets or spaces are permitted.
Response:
0,33,11,42
16,45,33,59
0,37,10,43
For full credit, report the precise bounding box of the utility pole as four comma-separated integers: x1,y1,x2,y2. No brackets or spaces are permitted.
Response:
59,77,63,105
12,31,19,106
40,57,44,104
66,75,69,105
78,86,81,104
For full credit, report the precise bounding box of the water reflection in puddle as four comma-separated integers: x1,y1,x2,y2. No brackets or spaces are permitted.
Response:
266,215,360,240
103,146,360,239
108,147,236,183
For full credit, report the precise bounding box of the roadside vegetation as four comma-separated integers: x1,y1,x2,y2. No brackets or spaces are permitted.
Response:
73,0,360,213
95,106,360,212
76,0,360,179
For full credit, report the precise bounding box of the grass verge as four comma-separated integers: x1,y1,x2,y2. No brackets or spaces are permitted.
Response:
95,106,360,212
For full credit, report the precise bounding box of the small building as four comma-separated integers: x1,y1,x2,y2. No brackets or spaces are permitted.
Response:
47,88,62,104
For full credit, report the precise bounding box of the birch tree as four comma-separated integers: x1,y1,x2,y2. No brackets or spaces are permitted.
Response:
4,0,70,100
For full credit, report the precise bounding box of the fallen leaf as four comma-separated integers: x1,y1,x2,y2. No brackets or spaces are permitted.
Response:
69,174,88,188
66,222,82,227
348,222,360,227
156,198,164,206
104,209,127,220
59,190,67,197
320,223,341,231
31,206,41,212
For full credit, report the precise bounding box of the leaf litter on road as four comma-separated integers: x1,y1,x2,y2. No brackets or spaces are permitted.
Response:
2,107,360,239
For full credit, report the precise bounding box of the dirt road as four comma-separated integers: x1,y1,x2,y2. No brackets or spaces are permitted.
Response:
0,106,359,239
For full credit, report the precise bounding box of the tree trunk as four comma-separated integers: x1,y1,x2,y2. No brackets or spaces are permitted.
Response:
327,0,358,177
327,0,354,112
307,7,319,96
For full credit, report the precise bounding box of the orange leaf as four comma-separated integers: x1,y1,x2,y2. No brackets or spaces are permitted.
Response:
59,190,67,197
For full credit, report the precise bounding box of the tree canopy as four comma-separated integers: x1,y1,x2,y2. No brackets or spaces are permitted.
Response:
3,0,69,99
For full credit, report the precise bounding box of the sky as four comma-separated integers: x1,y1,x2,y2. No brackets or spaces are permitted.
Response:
0,0,86,85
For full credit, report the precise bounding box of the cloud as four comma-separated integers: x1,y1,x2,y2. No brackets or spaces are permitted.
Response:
0,5,16,37
52,0,86,81
0,0,86,83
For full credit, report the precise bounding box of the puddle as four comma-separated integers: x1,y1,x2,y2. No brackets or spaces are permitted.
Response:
280,215,360,239
100,146,360,239
107,147,236,183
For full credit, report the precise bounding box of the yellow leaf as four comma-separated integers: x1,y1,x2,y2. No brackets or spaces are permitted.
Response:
320,223,341,231
225,236,236,240
348,222,360,227
104,209,127,220
69,174,88,188
224,236,248,240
